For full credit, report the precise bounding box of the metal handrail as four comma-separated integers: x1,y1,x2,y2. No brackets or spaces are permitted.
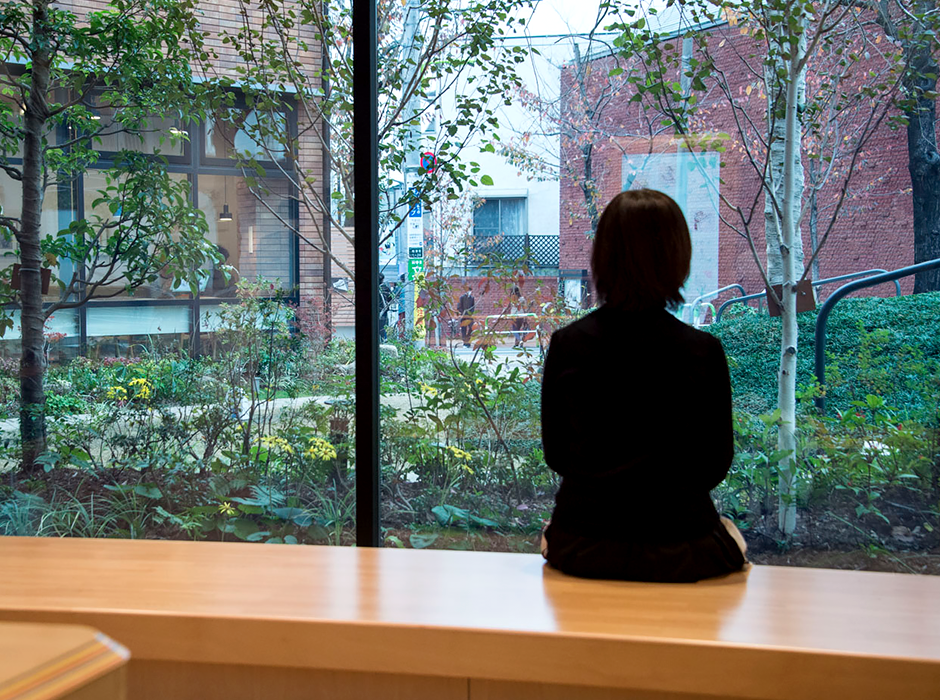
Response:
814,258,940,413
715,269,900,323
686,284,746,326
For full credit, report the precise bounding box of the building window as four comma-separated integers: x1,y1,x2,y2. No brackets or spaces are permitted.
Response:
473,197,527,244
0,88,300,359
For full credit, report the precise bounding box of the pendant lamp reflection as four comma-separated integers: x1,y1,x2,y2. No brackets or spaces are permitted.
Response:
219,178,233,222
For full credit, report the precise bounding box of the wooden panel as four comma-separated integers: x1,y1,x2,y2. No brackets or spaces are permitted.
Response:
0,622,128,700
62,668,126,700
129,661,465,700
0,537,939,700
471,680,747,700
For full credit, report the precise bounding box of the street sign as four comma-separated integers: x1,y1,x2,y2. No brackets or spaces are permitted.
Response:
408,258,424,281
407,201,423,248
420,151,437,173
408,247,423,259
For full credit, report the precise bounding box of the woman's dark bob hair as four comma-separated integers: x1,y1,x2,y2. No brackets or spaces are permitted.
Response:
591,189,691,311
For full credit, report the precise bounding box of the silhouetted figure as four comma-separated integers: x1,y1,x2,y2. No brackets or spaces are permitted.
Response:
541,189,747,583
509,285,528,348
457,284,475,348
379,273,393,342
211,245,240,297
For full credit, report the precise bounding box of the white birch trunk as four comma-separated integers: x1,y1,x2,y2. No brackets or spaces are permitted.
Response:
776,40,803,537
764,48,806,284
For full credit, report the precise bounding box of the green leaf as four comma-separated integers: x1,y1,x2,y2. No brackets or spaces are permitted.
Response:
409,533,440,549
233,518,260,540
480,174,494,186
273,507,313,527
133,484,162,499
307,524,330,540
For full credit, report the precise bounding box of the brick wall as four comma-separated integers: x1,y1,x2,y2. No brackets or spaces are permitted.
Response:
559,24,918,311
58,0,327,317
330,227,356,332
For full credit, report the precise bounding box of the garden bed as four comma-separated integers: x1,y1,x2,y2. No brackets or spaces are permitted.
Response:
0,291,936,576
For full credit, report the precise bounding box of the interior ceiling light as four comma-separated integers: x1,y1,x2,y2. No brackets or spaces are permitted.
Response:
219,179,233,222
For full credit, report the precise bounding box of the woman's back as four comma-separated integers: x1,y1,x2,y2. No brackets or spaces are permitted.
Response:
540,189,745,582
541,304,733,541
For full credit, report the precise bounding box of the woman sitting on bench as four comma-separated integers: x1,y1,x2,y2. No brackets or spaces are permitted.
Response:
540,189,747,582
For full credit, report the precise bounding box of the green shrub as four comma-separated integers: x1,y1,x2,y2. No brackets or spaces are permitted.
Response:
709,292,940,419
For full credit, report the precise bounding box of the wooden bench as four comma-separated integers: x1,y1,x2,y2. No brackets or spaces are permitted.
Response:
0,622,128,700
0,536,938,700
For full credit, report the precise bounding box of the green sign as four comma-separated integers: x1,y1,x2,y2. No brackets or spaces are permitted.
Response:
408,258,424,281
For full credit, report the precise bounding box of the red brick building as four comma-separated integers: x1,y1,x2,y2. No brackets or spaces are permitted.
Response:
558,21,917,312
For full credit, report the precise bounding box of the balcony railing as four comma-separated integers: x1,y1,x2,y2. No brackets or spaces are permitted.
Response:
473,234,559,268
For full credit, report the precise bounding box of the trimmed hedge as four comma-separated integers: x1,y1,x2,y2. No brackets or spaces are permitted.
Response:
708,292,940,418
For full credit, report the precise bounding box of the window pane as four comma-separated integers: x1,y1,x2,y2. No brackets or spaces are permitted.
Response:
89,98,185,157
0,309,79,363
0,171,68,303
85,305,191,357
378,4,552,555
205,109,288,162
82,170,193,300
0,4,340,551
199,175,294,298
499,198,526,237
473,199,500,234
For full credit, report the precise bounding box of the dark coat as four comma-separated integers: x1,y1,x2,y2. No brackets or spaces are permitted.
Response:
540,305,745,582
458,292,475,315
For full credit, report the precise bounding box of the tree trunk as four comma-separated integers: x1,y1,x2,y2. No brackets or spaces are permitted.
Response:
763,54,806,284
905,40,940,292
808,160,821,284
580,142,600,235
18,0,52,472
776,46,803,538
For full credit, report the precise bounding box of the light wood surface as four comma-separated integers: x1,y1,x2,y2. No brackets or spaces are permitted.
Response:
0,622,128,700
0,537,938,700
130,661,466,700
470,680,751,700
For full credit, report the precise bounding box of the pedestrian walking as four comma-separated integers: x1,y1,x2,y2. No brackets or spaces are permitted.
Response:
457,284,476,348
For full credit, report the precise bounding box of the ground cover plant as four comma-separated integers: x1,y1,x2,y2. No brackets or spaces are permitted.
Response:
0,286,937,573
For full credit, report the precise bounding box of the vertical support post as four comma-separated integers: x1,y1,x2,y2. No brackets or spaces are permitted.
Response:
353,0,381,547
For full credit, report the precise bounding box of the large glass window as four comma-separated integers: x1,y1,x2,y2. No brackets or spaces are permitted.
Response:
198,175,294,298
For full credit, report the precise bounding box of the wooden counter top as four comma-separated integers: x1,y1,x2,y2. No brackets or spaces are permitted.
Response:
0,537,938,699
0,622,128,700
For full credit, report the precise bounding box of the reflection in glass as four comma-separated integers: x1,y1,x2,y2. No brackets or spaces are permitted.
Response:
199,175,293,298
0,171,68,302
204,109,288,162
0,309,79,362
89,98,185,157
85,305,191,358
81,170,192,300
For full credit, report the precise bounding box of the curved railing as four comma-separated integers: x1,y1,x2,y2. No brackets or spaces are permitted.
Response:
814,258,940,413
685,284,746,326
715,269,901,323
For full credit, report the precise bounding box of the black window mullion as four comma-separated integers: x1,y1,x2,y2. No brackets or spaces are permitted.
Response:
353,0,380,548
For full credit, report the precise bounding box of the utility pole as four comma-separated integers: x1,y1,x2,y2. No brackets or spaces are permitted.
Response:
397,0,423,341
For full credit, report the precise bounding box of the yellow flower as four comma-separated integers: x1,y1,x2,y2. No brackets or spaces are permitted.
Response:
446,446,474,474
106,385,128,401
218,502,235,517
127,377,153,400
305,437,337,461
259,435,295,455
447,445,473,461
419,383,438,397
